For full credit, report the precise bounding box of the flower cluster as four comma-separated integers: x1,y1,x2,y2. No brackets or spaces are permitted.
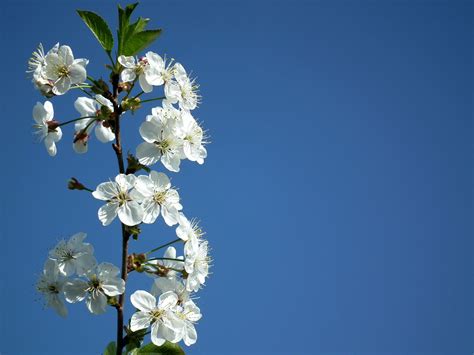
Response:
37,233,124,316
30,13,212,350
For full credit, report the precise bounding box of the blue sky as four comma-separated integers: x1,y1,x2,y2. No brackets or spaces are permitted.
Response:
0,0,472,354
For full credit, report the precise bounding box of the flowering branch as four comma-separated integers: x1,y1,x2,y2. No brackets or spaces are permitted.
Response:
30,3,211,354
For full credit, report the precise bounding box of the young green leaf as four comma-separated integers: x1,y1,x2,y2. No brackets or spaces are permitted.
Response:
133,341,185,355
103,341,117,355
118,3,139,55
122,29,162,56
77,10,114,53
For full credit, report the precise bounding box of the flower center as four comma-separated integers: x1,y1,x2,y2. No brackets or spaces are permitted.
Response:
116,190,131,206
150,309,163,320
57,65,70,77
88,276,102,291
155,139,171,154
153,191,166,205
48,284,59,294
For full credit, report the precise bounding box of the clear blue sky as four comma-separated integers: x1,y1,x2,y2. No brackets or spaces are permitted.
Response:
0,0,472,354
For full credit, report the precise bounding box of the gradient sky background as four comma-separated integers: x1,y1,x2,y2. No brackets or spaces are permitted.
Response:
0,0,472,354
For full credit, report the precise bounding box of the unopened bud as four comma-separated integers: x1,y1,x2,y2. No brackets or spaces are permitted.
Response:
121,97,141,112
68,177,86,191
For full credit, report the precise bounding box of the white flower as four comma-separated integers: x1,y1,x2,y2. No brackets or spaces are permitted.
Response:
118,52,166,93
143,52,176,89
129,290,185,346
146,101,181,124
48,232,96,276
176,110,207,164
176,300,202,346
146,247,184,279
36,259,68,317
28,43,59,97
73,95,115,154
92,174,144,226
136,114,183,172
185,241,210,292
176,214,204,260
32,101,62,156
134,171,182,225
43,45,87,95
152,277,190,305
165,63,200,111
63,262,125,315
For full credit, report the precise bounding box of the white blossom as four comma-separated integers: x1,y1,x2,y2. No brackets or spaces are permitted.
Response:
64,262,125,315
146,247,184,279
92,174,144,226
27,43,59,97
136,113,183,172
165,63,200,111
176,213,204,260
32,101,62,156
175,110,207,164
176,299,202,346
129,290,185,346
73,94,115,154
43,45,88,95
36,259,68,317
134,171,182,225
185,241,210,292
118,52,168,93
152,277,190,305
48,232,96,276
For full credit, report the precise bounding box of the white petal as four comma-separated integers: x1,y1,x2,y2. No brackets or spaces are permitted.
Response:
92,182,119,201
101,278,125,296
130,290,156,312
135,175,155,197
151,323,166,346
98,202,119,226
74,97,96,117
44,137,57,157
183,323,197,346
161,153,181,172
58,45,74,66
139,120,162,143
53,76,71,95
86,291,107,314
97,262,120,277
141,199,160,224
130,311,152,331
115,173,136,190
95,122,115,143
136,142,161,166
149,171,170,189
157,291,178,311
121,68,136,83
64,280,88,303
139,73,153,93
118,55,136,69
118,201,143,226
69,63,87,84
49,295,68,318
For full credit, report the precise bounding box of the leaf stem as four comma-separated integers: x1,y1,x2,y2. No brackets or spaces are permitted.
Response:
58,116,96,127
145,238,182,255
139,96,166,104
146,257,185,262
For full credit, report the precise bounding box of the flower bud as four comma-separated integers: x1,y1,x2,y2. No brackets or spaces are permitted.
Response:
67,177,86,190
121,97,141,112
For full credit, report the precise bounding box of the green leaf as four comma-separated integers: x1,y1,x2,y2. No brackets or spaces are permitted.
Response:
122,29,162,56
118,3,139,55
103,341,117,355
77,10,114,52
134,342,185,355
